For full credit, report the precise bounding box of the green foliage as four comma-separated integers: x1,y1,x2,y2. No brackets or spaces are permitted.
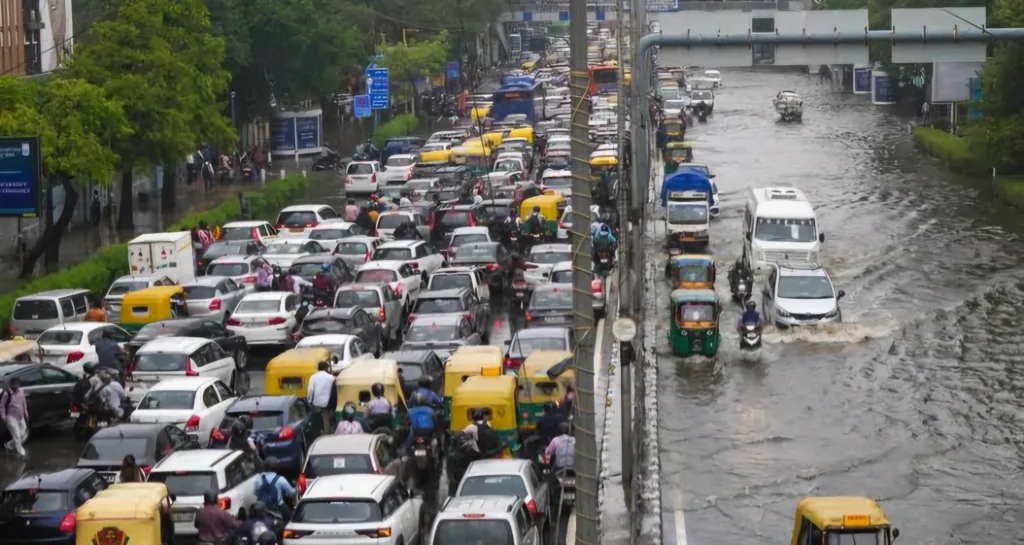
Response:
372,114,420,147
0,76,131,184
70,0,235,171
993,175,1024,206
912,127,987,174
0,175,310,335
379,32,450,110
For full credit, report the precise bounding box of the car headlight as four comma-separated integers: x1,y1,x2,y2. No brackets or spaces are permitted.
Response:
695,230,708,237
825,308,839,318
706,329,714,337
775,306,791,318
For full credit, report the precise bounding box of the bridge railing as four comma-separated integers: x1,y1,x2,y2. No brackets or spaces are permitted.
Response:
502,0,802,11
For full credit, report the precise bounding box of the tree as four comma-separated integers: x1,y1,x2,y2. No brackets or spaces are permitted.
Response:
70,0,235,231
0,76,131,276
379,31,449,113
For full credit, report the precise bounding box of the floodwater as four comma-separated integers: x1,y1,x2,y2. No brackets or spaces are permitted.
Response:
652,69,1024,545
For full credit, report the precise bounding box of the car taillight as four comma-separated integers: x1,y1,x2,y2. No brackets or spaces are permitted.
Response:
185,414,200,431
58,511,76,532
211,428,225,442
469,216,477,227
251,227,260,241
525,312,532,321
217,497,231,510
66,351,85,364
356,528,392,539
409,262,420,270
364,250,372,263
392,285,403,296
485,264,500,271
185,358,199,377
591,278,603,294
379,308,386,322
405,171,413,180
370,173,377,183
275,224,285,230
463,312,473,321
6,325,13,334
227,317,242,326
141,465,152,476
505,357,524,369
284,530,313,539
526,499,538,516
408,313,418,322
306,221,319,228
209,299,222,311
297,473,308,496
278,426,296,441
559,221,566,229
268,317,287,325
242,275,256,284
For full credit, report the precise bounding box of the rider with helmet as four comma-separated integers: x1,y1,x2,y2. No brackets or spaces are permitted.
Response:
335,402,365,434
365,383,393,431
195,489,240,544
739,301,761,330
411,378,442,407
228,419,259,458
523,206,543,237
236,501,279,544
535,401,564,449
468,408,503,459
312,264,336,299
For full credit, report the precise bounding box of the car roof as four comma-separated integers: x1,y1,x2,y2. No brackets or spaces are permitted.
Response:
240,291,290,302
532,244,572,253
137,336,209,353
513,326,569,339
146,376,223,392
227,395,297,411
281,204,330,212
8,468,96,491
185,276,233,287
266,238,311,246
294,255,336,264
378,240,422,248
307,307,360,320
338,236,380,244
22,289,90,298
388,153,418,160
432,267,476,275
778,265,829,277
297,334,358,346
452,227,489,235
42,322,109,333
454,242,499,251
223,221,270,228
410,314,462,326
339,282,389,292
419,288,469,299
381,350,435,363
349,160,378,165
310,222,356,230
210,255,257,264
304,474,393,501
153,449,239,471
465,458,532,476
308,433,378,455
93,423,168,439
442,496,521,515
359,261,404,271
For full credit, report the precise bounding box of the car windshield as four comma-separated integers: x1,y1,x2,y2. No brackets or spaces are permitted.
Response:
459,475,529,498
550,270,572,283
377,215,411,230
356,270,397,283
348,163,374,175
294,499,381,523
692,90,713,100
135,323,187,342
206,241,249,256
430,274,472,290
147,472,219,497
290,262,329,277
336,242,369,255
451,234,489,247
544,176,572,188
677,303,714,322
137,390,196,410
0,490,68,513
511,337,568,355
387,156,415,167
432,520,514,545
12,299,58,320
336,290,382,308
208,263,249,277
453,245,496,261
107,280,149,296
223,410,283,431
305,454,374,478
303,318,352,334
494,161,519,172
415,298,464,314
235,299,282,314
665,100,687,110
532,289,573,309
184,286,218,300
310,229,351,241
81,437,150,460
276,211,317,227
133,352,187,372
407,324,460,342
408,180,436,191
373,248,413,260
441,212,471,227
221,227,257,241
754,218,817,243
667,204,708,224
37,330,83,345
827,531,881,545
266,243,308,255
778,275,834,299
529,250,572,264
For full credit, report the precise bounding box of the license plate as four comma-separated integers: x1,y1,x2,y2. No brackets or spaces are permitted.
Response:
70,410,79,418
244,322,264,328
544,317,564,322
290,227,304,232
515,293,524,298
563,492,576,501
668,249,681,255
414,449,427,456
101,473,116,483
21,334,38,341
173,511,195,523
600,258,609,263
280,377,303,390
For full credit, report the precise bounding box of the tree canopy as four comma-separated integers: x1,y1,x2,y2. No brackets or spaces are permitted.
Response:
379,31,450,112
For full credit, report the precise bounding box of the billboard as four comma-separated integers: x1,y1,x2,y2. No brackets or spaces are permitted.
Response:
932,62,983,102
0,137,42,218
891,8,986,63
654,11,754,67
774,10,869,66
853,66,872,94
647,0,678,13
872,71,897,105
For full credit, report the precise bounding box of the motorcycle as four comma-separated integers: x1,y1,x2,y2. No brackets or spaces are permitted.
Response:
73,398,125,440
312,147,343,171
540,454,577,507
512,276,529,311
595,248,615,277
728,262,754,304
739,322,762,350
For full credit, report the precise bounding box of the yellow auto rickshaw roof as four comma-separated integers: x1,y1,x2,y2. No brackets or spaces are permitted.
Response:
590,156,618,166
666,141,692,149
522,194,567,207
79,483,168,520
337,358,401,385
121,285,184,302
268,347,333,370
663,118,683,124
0,340,40,360
452,375,519,404
522,350,574,376
796,497,891,529
446,346,505,370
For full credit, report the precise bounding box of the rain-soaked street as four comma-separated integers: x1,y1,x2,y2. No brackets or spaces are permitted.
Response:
654,68,1024,545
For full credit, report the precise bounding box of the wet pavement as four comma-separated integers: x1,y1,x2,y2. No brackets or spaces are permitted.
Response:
651,69,1024,545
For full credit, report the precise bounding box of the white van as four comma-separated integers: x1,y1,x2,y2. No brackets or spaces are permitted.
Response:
742,187,823,273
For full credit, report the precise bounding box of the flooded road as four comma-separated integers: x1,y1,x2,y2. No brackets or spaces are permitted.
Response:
653,69,1024,545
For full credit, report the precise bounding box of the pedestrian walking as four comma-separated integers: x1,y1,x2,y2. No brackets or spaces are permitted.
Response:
921,101,931,127
1,378,29,458
186,150,197,186
202,159,216,194
306,361,337,436
89,189,102,227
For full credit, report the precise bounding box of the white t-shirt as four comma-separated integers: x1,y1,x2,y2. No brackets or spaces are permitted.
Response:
306,371,335,408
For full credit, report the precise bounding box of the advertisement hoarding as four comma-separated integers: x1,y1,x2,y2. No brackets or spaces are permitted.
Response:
0,137,41,218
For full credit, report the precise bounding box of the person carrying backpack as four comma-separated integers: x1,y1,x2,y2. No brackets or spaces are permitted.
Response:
253,470,296,521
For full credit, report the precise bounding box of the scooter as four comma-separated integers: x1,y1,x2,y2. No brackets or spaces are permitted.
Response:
312,147,343,171
739,321,762,350
73,398,127,440
728,262,754,304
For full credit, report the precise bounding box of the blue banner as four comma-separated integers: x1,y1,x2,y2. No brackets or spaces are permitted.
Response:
522,11,532,22
596,7,605,20
853,68,871,94
559,11,569,21
354,95,371,118
296,116,320,150
271,118,296,152
646,0,678,12
366,67,390,110
447,61,460,80
0,137,41,218
873,74,896,104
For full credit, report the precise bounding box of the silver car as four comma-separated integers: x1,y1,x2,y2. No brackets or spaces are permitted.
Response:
332,236,383,269
523,244,572,289
548,261,605,319
182,276,247,321
103,275,175,323
333,282,404,347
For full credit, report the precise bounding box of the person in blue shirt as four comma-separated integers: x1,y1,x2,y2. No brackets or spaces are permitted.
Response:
739,300,761,329
403,390,442,490
535,401,563,449
254,470,296,521
411,378,442,407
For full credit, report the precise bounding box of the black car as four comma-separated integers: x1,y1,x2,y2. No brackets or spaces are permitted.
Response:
77,423,200,483
0,363,76,431
299,307,383,356
383,349,447,400
0,468,109,545
432,165,473,189
198,240,265,274
409,288,491,342
449,242,515,289
289,255,355,286
525,284,574,328
125,318,249,368
479,198,515,223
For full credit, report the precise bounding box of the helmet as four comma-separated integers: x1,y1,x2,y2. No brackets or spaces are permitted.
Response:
411,391,429,407
83,362,98,375
371,383,385,397
543,401,557,414
203,489,218,506
250,501,267,518
558,422,570,435
231,420,247,437
99,371,113,384
417,377,432,390
321,264,331,273
257,532,278,545
471,409,486,422
343,402,357,421
238,414,253,430
745,301,756,311
370,193,378,201
533,206,541,213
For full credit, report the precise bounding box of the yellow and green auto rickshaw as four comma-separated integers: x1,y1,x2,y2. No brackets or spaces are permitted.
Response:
336,359,408,432
464,145,494,177
520,194,567,240
264,347,333,396
669,288,720,357
790,497,898,545
664,141,693,167
118,286,188,332
509,125,534,145
589,155,618,182
516,350,575,432
662,118,685,145
450,374,521,458
664,254,716,290
76,482,175,545
442,346,505,420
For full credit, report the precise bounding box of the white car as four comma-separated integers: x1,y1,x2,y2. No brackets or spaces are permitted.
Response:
221,220,280,244
103,274,176,322
454,459,552,531
36,322,132,376
375,210,429,240
333,235,383,269
333,283,405,345
763,264,846,327
206,255,271,292
306,221,366,249
226,292,299,345
427,267,490,303
381,154,418,184
275,204,342,237
127,337,239,405
447,227,492,258
261,238,328,269
296,334,377,372
664,98,689,119
355,261,423,310
540,169,572,196
297,434,403,496
130,376,238,446
429,496,540,545
149,449,262,536
346,161,382,193
523,244,572,289
284,474,424,545
371,240,445,279
556,205,600,241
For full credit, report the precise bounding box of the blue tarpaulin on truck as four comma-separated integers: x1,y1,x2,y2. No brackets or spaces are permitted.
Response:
660,171,713,207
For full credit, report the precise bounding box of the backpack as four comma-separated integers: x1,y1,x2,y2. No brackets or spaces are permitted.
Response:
409,407,434,432
256,474,282,507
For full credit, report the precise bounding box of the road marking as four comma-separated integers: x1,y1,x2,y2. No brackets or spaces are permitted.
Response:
566,511,576,545
675,482,687,545
594,317,605,380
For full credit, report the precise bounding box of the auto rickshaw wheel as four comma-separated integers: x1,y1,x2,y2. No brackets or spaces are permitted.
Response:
234,349,247,370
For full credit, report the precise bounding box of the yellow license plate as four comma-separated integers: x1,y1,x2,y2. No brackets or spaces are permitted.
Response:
290,227,304,232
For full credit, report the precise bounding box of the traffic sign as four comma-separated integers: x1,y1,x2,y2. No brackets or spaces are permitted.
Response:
366,68,390,110
446,61,460,80
354,95,371,118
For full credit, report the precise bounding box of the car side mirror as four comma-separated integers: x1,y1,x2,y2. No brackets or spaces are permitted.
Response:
891,528,899,542
745,233,751,242
709,174,716,178
542,272,549,278
503,339,511,346
762,287,771,297
819,233,825,243
836,289,846,300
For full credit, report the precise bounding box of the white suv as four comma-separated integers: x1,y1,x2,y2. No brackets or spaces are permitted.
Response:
284,474,425,545
428,496,539,545
762,263,846,327
371,240,445,279
127,337,239,405
148,449,262,537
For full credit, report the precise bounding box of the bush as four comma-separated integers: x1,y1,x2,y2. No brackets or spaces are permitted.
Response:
372,114,420,147
911,127,987,175
0,175,310,336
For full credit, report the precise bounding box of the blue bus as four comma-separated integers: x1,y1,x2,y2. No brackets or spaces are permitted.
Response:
490,80,545,123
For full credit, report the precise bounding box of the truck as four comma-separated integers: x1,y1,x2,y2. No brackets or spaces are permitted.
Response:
127,232,196,285
661,170,714,254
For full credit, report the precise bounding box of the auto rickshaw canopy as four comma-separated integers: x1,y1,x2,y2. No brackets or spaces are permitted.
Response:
264,347,333,395
451,374,519,427
336,358,407,408
519,194,567,223
590,156,618,168
0,340,41,362
118,286,188,330
794,496,891,533
78,482,169,520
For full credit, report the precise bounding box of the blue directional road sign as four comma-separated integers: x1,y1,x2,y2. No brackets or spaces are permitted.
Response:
366,68,390,110
354,95,371,118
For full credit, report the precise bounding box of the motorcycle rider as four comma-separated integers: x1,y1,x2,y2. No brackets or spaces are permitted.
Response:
237,501,279,544
739,301,762,330
365,382,393,431
195,489,240,544
335,402,365,434
73,362,104,408
728,259,754,295
403,391,441,486
544,422,575,472
311,264,336,301
457,189,475,205
469,409,503,459
228,419,260,458
591,216,617,260
254,467,297,521
535,401,564,448
94,328,125,384
399,191,414,207
98,371,126,419
523,206,543,237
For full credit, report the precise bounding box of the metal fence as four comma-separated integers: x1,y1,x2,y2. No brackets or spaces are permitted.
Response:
504,0,803,11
